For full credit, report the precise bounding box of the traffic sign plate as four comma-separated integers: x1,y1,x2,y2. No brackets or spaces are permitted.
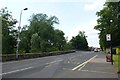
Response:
106,34,111,41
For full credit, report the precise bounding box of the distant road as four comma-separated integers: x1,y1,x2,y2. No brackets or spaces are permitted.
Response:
2,51,118,78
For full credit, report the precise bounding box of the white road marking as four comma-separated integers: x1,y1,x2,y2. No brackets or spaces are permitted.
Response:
46,60,61,67
68,61,70,63
46,61,57,64
81,70,116,74
45,60,62,65
78,64,86,71
2,58,39,64
2,59,62,75
0,67,33,75
72,55,97,71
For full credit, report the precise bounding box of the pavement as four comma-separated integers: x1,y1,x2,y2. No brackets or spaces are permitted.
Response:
78,52,118,78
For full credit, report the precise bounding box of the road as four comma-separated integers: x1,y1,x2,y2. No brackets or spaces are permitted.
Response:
1,51,118,79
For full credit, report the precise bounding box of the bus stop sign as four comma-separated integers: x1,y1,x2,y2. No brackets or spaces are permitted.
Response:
106,34,111,41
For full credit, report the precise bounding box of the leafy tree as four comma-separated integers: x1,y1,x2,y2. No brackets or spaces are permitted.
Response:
27,13,60,52
95,2,120,49
1,7,17,54
19,27,31,53
64,42,73,50
30,33,40,52
70,31,88,50
53,29,66,50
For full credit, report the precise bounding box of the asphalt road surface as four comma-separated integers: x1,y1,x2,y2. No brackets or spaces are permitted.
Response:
1,51,118,78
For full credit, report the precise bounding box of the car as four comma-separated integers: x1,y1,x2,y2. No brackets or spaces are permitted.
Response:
94,48,98,52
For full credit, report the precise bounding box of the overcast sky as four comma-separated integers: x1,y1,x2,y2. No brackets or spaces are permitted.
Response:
0,0,106,47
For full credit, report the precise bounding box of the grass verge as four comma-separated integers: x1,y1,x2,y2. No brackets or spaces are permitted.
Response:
113,55,120,73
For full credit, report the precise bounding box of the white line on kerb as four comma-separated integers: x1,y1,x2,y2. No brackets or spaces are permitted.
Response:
0,67,33,75
81,70,116,74
72,55,97,71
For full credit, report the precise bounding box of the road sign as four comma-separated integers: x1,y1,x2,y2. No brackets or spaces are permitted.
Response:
106,34,111,41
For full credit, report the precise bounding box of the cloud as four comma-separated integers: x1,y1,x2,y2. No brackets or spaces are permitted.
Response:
1,0,106,3
67,20,100,47
84,0,106,11
106,0,120,2
0,0,78,3
0,2,5,9
68,20,98,37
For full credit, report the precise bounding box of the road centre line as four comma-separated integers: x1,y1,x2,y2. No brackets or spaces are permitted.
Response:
45,60,62,65
72,55,97,71
0,67,33,75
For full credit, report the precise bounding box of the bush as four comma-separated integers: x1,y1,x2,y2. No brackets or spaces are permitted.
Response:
30,48,40,53
46,47,59,52
19,50,25,55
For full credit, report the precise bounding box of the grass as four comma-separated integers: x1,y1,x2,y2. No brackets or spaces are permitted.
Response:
113,55,120,72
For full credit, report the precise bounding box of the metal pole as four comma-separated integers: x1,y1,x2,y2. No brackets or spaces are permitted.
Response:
16,8,28,60
16,10,23,60
110,36,113,65
19,10,22,27
0,17,2,59
16,41,19,59
110,20,113,65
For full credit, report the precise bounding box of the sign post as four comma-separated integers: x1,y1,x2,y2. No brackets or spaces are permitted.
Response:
106,34,113,64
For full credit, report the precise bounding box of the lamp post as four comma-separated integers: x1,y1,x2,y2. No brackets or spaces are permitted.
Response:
16,8,28,59
106,20,113,64
110,19,113,65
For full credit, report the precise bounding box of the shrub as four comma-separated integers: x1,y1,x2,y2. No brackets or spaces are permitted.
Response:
30,48,40,53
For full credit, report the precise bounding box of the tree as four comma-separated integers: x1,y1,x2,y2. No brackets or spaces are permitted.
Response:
19,13,72,53
70,31,88,50
26,13,60,52
19,27,31,53
95,2,120,49
1,7,17,54
53,29,66,50
30,33,40,52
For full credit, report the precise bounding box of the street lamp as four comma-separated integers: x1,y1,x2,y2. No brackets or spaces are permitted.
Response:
110,20,113,23
106,19,113,64
16,8,28,59
110,19,113,65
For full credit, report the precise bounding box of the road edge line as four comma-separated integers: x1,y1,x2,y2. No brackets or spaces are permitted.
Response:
72,55,97,71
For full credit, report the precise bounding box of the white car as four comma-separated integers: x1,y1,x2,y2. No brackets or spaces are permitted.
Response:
94,48,98,52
